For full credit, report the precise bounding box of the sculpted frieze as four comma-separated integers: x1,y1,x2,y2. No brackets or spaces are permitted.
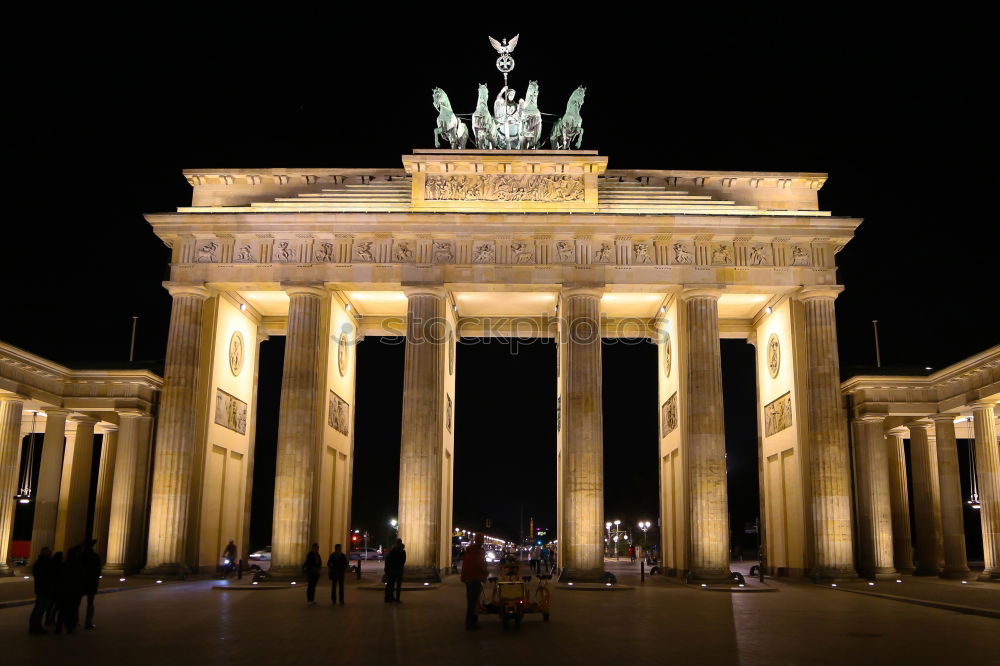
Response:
473,241,496,264
711,243,734,265
234,243,256,263
748,243,771,266
433,241,454,263
633,242,653,265
790,244,811,266
555,240,575,263
672,242,693,264
353,240,374,262
424,174,584,202
196,241,219,263
314,241,335,263
661,392,678,438
393,241,414,262
215,388,247,435
329,390,350,436
593,242,613,263
511,241,535,264
764,392,792,437
272,241,297,263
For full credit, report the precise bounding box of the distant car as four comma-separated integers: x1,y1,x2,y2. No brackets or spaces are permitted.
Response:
485,550,498,563
348,547,383,561
248,547,272,572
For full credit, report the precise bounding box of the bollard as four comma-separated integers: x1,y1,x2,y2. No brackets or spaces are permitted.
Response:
237,559,243,580
356,559,362,580
641,561,645,583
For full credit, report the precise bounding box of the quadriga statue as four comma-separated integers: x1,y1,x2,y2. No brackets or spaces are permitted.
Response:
550,86,586,150
471,84,498,149
432,87,469,149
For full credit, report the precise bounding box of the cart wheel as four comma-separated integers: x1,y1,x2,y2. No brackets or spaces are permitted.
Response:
543,612,550,622
514,615,522,628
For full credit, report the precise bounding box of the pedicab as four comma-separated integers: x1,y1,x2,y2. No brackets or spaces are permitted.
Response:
480,552,551,629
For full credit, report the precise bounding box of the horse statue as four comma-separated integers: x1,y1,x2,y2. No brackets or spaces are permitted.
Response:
550,85,586,150
471,84,498,149
432,87,469,149
518,80,542,149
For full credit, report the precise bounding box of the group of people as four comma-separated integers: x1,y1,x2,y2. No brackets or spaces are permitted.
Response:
299,539,407,605
527,544,555,574
29,539,102,635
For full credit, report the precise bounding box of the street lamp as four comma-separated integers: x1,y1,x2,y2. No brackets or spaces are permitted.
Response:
605,521,612,557
613,520,621,559
638,521,651,548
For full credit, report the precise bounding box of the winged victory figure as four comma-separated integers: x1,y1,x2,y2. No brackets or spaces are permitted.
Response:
488,34,519,56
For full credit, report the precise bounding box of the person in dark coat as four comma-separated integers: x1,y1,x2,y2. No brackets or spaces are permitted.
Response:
460,534,489,630
45,551,63,627
82,539,102,629
327,543,348,605
29,547,54,634
302,542,323,604
55,545,84,634
383,540,406,603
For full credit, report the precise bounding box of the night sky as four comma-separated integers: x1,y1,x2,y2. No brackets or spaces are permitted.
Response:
7,9,994,553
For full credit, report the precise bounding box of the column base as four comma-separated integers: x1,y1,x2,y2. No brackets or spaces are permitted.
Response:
141,563,191,579
912,567,942,576
894,565,915,574
266,566,306,580
810,567,858,583
0,564,14,577
940,568,972,579
402,566,441,583
870,571,900,581
558,567,608,583
976,571,1000,583
686,568,735,584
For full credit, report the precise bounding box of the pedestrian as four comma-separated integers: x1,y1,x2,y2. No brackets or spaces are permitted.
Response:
384,539,405,603
302,542,322,605
629,545,636,563
29,546,54,634
222,539,237,578
45,551,63,627
55,545,83,634
327,543,348,605
461,534,488,630
529,545,540,574
82,539,102,629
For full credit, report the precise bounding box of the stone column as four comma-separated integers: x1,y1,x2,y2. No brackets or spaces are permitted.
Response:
558,287,605,582
54,416,98,552
909,422,943,575
91,423,119,558
885,428,914,573
971,402,1000,580
798,287,855,580
0,394,25,576
144,283,210,574
853,417,896,578
270,284,327,576
931,414,970,578
681,288,730,582
30,408,68,558
105,412,152,575
398,286,447,580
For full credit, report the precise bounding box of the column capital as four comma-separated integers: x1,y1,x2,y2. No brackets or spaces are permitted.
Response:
887,426,908,437
560,285,604,300
97,422,120,434
69,416,100,427
281,282,327,298
40,407,70,418
907,419,933,433
971,400,999,414
854,415,886,425
163,281,211,299
795,285,844,302
0,392,28,404
928,413,961,424
679,286,724,301
402,284,446,299
116,408,148,420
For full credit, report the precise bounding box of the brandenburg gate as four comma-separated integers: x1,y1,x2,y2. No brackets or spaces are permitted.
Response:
139,149,863,582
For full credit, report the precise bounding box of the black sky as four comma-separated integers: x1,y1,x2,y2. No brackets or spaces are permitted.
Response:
6,8,995,550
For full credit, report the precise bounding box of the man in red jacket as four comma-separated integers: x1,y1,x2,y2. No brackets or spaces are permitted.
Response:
461,534,489,630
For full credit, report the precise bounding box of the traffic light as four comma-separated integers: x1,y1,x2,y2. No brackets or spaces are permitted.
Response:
351,534,358,543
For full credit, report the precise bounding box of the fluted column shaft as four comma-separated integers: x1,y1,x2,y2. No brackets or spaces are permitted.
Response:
559,288,605,580
931,415,970,577
972,402,1000,580
885,429,914,572
682,291,730,581
853,418,896,577
91,424,119,558
398,287,446,575
144,285,210,573
30,408,68,559
271,285,327,575
105,412,151,574
0,395,25,575
909,422,943,575
799,290,855,579
55,417,98,552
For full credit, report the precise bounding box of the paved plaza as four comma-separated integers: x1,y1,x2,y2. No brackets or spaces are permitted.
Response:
2,561,996,665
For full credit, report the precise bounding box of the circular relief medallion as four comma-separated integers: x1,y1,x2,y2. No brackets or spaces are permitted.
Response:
663,333,672,378
767,333,780,378
338,332,349,377
447,328,455,376
229,331,245,376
